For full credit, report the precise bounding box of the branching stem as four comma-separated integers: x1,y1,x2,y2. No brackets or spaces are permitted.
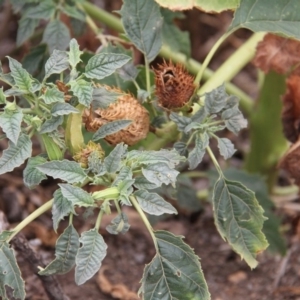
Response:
130,195,158,251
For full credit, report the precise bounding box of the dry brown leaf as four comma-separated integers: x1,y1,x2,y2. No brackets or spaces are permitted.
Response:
279,138,300,185
281,75,300,143
253,33,300,74
97,267,139,300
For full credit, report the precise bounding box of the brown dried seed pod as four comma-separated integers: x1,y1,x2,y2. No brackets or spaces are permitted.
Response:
153,60,196,110
83,86,150,146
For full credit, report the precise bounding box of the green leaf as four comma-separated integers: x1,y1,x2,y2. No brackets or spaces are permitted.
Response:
41,86,65,104
68,38,83,70
133,176,159,190
16,17,39,46
37,159,86,183
23,155,47,188
139,230,209,300
44,50,69,79
161,8,191,57
142,163,179,188
75,229,107,285
39,225,79,275
212,176,268,268
0,108,23,144
0,242,25,300
126,149,184,168
22,44,48,76
59,184,94,207
176,175,202,212
25,1,56,19
51,102,79,116
52,189,75,232
221,106,247,135
85,53,131,80
117,61,139,82
42,20,71,53
120,0,163,62
229,0,300,40
0,134,32,175
220,169,286,255
204,85,227,114
7,57,33,93
188,133,209,170
169,112,191,132
174,141,188,157
117,179,135,206
39,116,64,134
62,5,86,21
154,0,239,12
106,212,130,235
92,86,122,110
92,120,132,142
216,137,236,159
112,166,133,186
104,143,128,173
135,190,177,215
70,79,93,107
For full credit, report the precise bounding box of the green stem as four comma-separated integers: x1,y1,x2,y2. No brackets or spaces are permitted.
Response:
272,185,299,196
130,195,158,251
199,32,266,97
92,187,120,200
8,199,53,242
81,1,254,115
195,30,233,85
206,146,223,176
95,209,104,230
69,213,74,225
114,199,122,214
77,3,100,35
183,171,207,178
145,57,151,96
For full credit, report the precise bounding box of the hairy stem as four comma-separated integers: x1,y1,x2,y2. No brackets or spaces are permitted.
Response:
92,186,120,200
95,209,104,230
199,32,266,96
8,199,54,242
130,195,158,251
206,146,223,176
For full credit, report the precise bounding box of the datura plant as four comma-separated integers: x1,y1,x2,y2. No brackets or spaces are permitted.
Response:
0,0,299,299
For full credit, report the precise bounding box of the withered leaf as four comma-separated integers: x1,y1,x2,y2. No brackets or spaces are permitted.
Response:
253,33,300,74
281,75,300,143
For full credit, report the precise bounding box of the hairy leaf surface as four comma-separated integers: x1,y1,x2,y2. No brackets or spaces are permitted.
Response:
0,134,32,175
44,50,69,79
85,53,130,80
37,160,86,183
212,176,268,268
229,0,300,40
120,0,163,62
134,190,177,215
140,231,209,300
39,225,79,275
59,184,94,207
75,229,107,285
0,242,25,300
23,155,47,188
0,108,23,144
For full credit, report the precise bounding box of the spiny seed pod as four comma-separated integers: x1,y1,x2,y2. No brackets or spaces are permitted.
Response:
73,140,105,168
153,60,196,111
83,85,150,146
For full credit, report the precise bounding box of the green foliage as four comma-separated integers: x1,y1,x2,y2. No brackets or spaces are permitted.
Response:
119,0,163,62
212,176,268,268
1,0,297,298
0,242,25,300
75,229,107,285
139,230,210,300
230,0,300,39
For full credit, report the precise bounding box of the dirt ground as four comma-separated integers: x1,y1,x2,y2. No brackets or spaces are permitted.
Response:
1,0,300,300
